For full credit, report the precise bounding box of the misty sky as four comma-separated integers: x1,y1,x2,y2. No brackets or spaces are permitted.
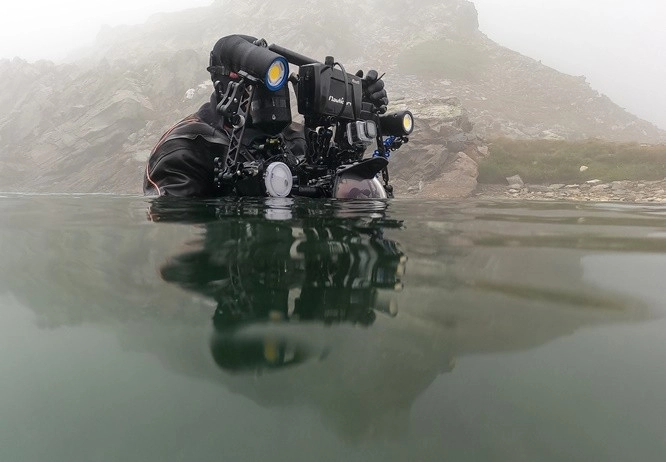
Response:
473,0,666,130
1,0,664,129
0,0,211,61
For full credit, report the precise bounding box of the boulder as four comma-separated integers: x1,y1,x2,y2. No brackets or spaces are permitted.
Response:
506,175,524,187
418,152,479,199
389,96,487,199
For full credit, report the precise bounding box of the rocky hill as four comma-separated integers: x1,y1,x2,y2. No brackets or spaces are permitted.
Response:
0,0,664,195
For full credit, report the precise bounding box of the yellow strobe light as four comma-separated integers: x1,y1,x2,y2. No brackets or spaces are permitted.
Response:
379,110,414,136
265,58,288,91
402,112,414,135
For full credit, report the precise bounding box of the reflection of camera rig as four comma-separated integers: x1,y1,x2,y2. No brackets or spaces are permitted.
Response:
210,36,414,199
157,208,407,372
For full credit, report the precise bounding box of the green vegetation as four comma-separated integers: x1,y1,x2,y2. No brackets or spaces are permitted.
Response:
478,138,666,184
397,40,489,80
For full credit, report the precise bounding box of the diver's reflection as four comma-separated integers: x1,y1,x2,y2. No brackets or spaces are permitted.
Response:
152,198,407,373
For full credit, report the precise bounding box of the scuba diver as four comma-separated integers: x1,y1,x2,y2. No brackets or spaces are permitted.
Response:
143,34,389,198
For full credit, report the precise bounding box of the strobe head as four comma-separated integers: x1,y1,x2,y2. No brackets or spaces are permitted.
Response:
211,35,289,91
264,59,288,91
379,111,414,136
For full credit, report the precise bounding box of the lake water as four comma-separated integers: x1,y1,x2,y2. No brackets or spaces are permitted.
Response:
1,194,665,462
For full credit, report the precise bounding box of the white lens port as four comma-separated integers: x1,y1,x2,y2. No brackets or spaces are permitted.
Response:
264,162,293,197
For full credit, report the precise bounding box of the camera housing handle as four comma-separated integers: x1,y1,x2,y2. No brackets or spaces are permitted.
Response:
214,72,259,189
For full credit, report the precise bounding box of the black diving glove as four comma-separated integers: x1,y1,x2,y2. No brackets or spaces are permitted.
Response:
356,69,388,114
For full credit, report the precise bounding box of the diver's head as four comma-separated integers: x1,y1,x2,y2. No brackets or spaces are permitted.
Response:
208,35,292,135
207,35,253,104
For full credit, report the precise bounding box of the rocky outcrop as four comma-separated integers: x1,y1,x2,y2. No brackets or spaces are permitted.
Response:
0,52,209,193
388,37,665,144
389,97,487,198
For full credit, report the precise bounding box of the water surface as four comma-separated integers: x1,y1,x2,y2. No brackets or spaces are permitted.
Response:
1,195,665,461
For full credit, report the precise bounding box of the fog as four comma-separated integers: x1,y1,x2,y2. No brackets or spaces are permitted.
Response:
473,0,666,130
0,0,211,61
1,0,664,130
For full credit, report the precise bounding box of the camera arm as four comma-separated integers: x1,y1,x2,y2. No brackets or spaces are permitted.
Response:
268,44,318,66
216,79,249,127
214,72,260,189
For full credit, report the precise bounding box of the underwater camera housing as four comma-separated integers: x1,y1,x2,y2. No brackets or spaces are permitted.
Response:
267,45,383,146
296,61,364,126
210,36,415,198
292,59,414,143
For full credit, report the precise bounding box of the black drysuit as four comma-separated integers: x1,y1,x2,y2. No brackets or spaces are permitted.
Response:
143,94,307,197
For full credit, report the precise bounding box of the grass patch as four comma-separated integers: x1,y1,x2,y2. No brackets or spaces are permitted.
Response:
478,138,666,184
397,40,489,80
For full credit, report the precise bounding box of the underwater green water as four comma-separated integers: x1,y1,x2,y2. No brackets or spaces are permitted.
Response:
1,195,665,461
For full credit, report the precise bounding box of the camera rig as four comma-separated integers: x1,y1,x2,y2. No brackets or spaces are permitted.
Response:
210,35,414,199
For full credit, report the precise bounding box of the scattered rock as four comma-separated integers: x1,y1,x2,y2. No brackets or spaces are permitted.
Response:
474,179,666,203
417,152,479,199
541,130,565,141
528,185,552,193
506,175,524,187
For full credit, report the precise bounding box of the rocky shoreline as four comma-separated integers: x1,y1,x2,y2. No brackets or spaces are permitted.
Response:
473,179,666,203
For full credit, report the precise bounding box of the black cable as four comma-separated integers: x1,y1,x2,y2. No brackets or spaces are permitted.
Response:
334,61,349,120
